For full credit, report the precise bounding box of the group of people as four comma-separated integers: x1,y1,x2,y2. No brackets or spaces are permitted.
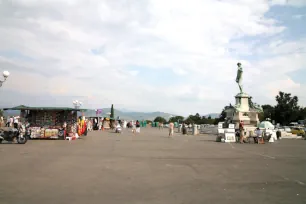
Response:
0,116,20,128
238,120,274,144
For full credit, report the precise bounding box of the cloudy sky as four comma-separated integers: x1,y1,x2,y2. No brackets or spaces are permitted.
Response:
0,0,306,115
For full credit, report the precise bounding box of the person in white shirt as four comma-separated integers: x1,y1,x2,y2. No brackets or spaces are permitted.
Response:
9,117,13,127
13,116,19,128
255,128,262,143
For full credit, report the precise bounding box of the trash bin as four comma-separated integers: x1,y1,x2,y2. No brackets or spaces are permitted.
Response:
192,125,198,135
182,126,187,135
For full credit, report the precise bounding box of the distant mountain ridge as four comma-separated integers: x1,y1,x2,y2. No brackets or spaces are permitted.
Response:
1,106,220,120
83,108,175,121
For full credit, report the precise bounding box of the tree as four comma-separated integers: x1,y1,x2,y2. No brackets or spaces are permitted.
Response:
184,117,194,124
274,91,300,125
0,109,3,117
146,120,152,124
185,113,201,124
110,104,114,119
154,116,166,123
297,107,306,121
169,116,184,123
261,104,275,121
214,105,229,124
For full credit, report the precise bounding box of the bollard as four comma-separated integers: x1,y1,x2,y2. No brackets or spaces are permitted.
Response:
192,124,198,135
178,125,182,133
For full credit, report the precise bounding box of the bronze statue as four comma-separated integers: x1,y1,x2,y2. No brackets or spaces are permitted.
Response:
236,62,243,93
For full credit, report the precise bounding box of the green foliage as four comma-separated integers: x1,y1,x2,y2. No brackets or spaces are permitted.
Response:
183,113,215,124
274,91,300,125
0,109,3,117
261,104,275,121
184,117,194,124
185,113,201,124
153,116,166,123
169,116,184,123
146,120,152,124
214,105,229,124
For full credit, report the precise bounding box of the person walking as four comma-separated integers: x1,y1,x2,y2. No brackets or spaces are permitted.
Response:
169,122,174,137
159,122,164,130
239,121,245,144
132,121,136,135
9,116,13,127
136,120,140,133
13,116,19,129
0,116,4,127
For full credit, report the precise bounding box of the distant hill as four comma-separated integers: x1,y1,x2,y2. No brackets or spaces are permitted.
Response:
1,106,220,121
83,108,175,121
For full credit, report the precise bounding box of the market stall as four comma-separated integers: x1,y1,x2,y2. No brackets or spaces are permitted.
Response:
3,105,87,139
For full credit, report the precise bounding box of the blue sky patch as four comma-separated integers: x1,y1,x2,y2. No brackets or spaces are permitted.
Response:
0,50,34,61
288,69,306,84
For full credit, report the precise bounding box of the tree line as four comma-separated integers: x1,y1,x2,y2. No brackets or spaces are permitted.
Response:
152,91,306,125
153,114,216,125
260,91,306,125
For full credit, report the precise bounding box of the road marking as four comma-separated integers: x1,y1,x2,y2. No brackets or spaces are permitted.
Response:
281,177,305,186
295,180,305,186
228,142,276,159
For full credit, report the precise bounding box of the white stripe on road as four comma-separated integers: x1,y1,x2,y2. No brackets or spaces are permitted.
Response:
228,142,276,159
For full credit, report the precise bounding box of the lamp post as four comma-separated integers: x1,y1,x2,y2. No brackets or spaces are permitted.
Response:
0,71,10,88
73,100,83,109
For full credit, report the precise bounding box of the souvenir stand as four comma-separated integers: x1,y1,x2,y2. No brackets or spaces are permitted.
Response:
3,105,86,139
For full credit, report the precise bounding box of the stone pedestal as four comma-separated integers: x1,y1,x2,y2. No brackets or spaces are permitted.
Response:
225,93,260,128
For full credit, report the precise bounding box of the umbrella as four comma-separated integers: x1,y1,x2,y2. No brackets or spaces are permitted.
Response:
258,121,275,129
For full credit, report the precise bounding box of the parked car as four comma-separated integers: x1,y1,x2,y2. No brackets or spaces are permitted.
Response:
276,127,285,132
291,127,305,136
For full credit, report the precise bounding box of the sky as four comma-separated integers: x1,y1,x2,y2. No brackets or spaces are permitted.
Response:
0,0,306,116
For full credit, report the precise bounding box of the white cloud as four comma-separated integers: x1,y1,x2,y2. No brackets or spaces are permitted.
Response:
0,0,306,115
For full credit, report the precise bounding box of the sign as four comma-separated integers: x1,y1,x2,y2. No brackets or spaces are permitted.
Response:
218,122,224,129
228,124,235,129
225,133,236,142
96,109,103,116
218,128,224,134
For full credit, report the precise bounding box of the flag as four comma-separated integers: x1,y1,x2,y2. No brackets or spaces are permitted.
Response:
96,109,103,115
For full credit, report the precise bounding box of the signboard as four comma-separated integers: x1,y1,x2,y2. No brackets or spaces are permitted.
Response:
228,124,235,129
218,128,225,134
225,133,236,142
218,122,224,129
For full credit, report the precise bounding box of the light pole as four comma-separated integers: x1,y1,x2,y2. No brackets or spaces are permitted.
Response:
0,71,10,88
73,100,83,109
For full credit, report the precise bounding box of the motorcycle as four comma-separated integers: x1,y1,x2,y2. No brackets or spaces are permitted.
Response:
0,125,28,144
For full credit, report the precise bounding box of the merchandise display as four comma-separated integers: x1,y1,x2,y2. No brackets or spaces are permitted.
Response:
3,106,87,140
27,110,79,139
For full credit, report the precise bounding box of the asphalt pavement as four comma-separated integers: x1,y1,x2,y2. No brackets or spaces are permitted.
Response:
0,128,305,204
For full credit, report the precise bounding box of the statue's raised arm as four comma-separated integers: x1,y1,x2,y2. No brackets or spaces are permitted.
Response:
236,62,243,94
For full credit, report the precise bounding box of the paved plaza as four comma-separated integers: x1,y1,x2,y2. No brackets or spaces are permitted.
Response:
0,128,306,204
